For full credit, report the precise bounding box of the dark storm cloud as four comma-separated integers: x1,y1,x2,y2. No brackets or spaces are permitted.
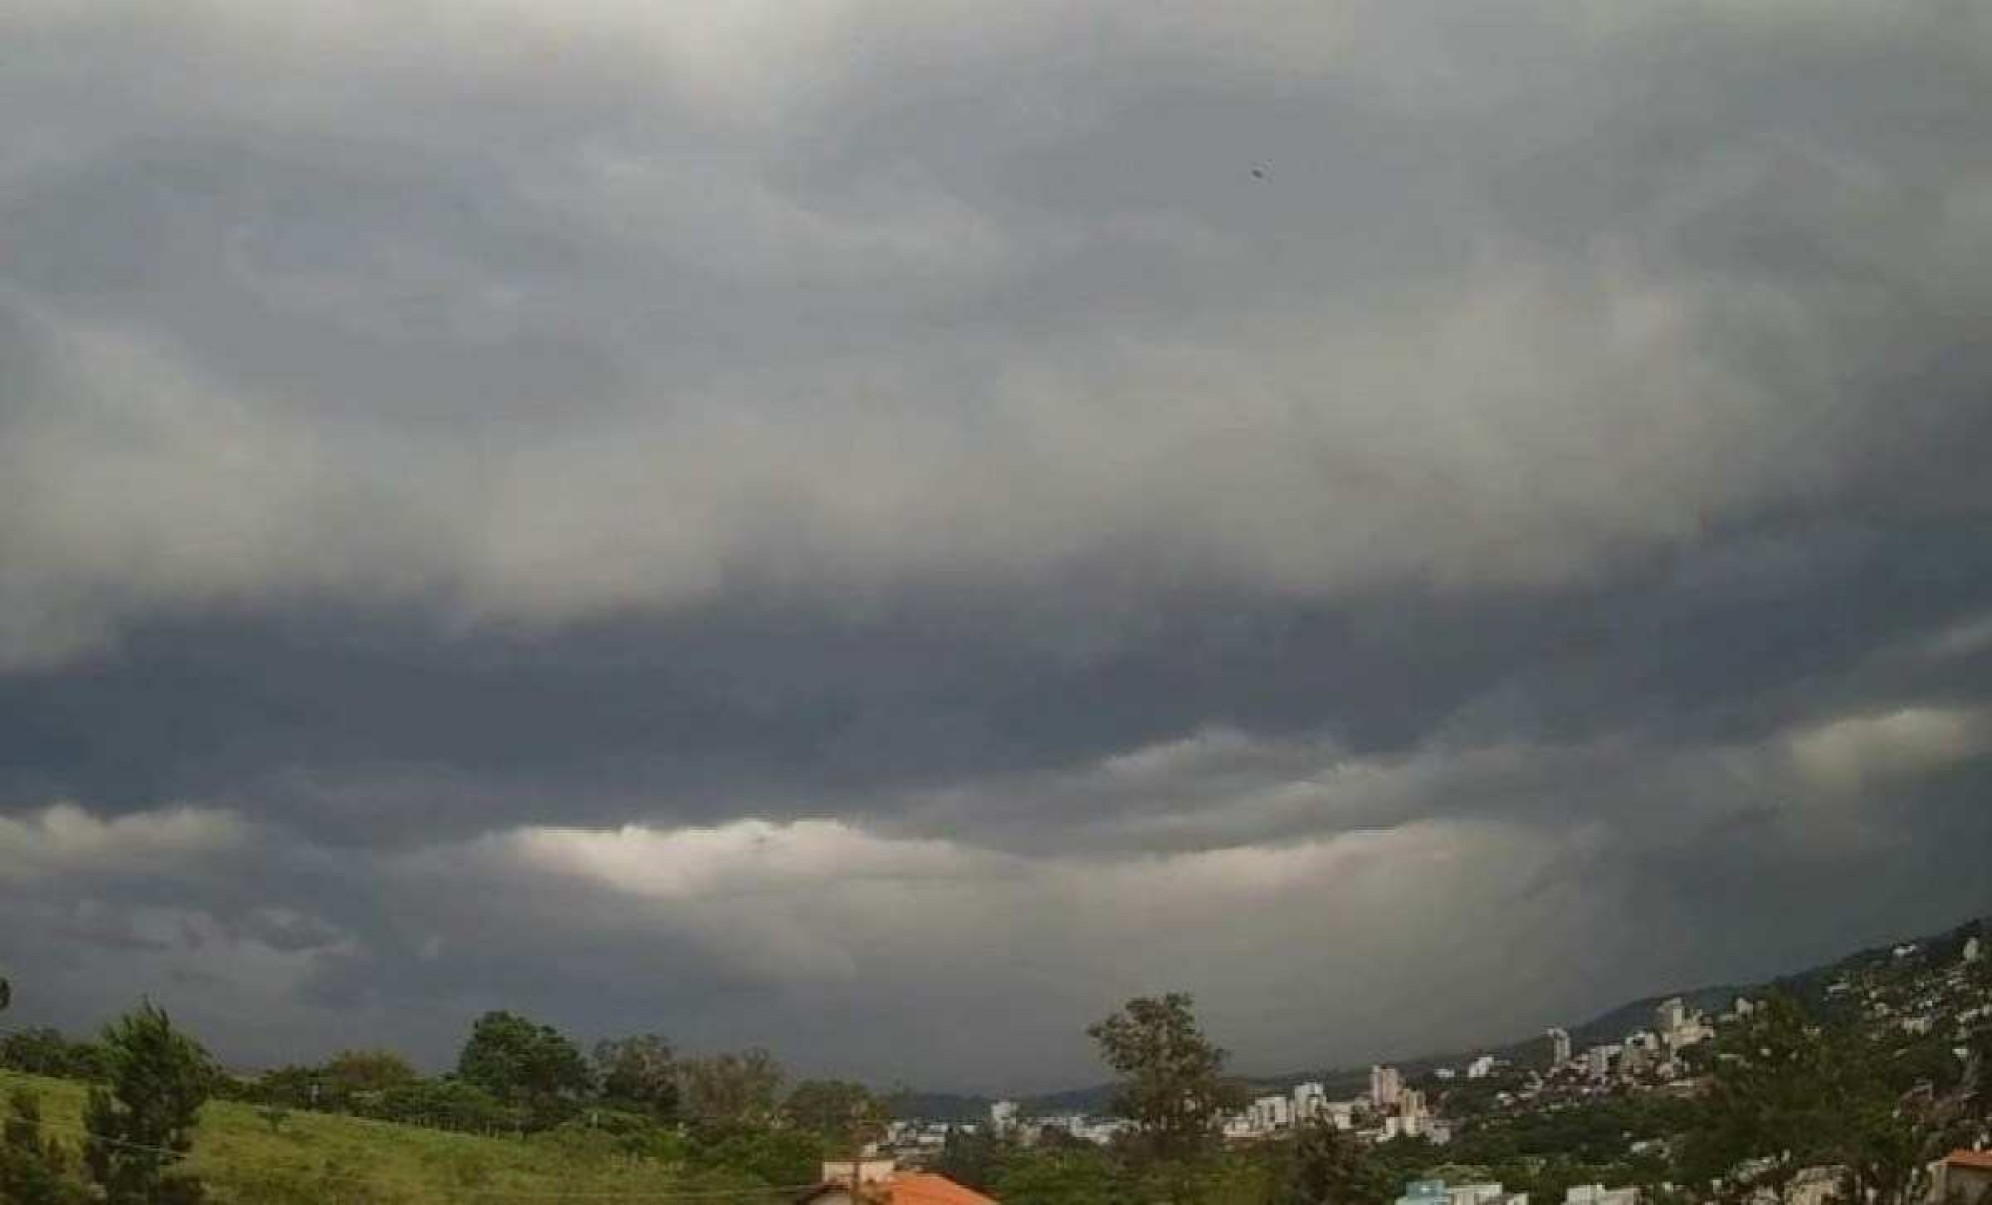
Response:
3,0,1992,1088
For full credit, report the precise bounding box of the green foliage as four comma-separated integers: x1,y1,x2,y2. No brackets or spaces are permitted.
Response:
1,1088,91,1204
2,1027,109,1080
1677,991,1945,1205
994,1145,1129,1205
782,1078,888,1145
685,1119,824,1187
321,1049,419,1103
83,1000,214,1204
936,1125,1009,1192
680,1048,784,1128
454,1010,591,1129
992,1147,1282,1205
1,1068,795,1204
1284,1114,1389,1205
1087,993,1241,1164
593,1033,680,1119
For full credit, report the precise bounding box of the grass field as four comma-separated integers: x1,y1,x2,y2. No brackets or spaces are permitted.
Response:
0,1069,805,1204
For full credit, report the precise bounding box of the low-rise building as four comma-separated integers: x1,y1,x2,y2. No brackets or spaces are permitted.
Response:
1565,1184,1639,1205
1251,1093,1293,1132
799,1162,998,1204
1932,1150,1992,1205
1397,1178,1524,1205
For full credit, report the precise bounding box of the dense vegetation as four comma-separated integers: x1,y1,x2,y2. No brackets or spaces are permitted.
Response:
0,924,1986,1204
0,976,870,1202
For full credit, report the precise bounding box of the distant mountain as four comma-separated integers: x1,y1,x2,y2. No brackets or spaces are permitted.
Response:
888,1090,992,1123
910,911,1989,1120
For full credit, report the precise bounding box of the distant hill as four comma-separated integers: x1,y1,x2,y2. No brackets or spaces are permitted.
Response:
889,1089,992,1123
945,911,1989,1120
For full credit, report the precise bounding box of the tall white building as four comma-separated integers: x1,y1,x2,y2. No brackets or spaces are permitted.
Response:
1654,997,1687,1035
1371,1065,1403,1109
1400,1088,1428,1134
1965,936,1983,965
1292,1081,1327,1123
989,1100,1019,1135
1585,1045,1617,1081
1466,1055,1497,1080
1546,1028,1572,1067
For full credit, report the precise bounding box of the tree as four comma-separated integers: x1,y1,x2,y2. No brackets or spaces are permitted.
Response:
680,1048,784,1129
1678,992,1939,1205
455,1011,591,1127
1087,993,1240,1164
321,1048,419,1103
2,1028,106,1080
2,1089,89,1205
783,1079,887,1146
594,1034,680,1120
82,1000,212,1205
993,1146,1128,1205
1285,1114,1386,1205
937,1125,1011,1194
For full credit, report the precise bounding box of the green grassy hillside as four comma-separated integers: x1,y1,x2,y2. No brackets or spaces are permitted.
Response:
0,1068,801,1203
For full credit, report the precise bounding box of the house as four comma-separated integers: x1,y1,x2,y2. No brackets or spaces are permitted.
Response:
797,1159,999,1205
1932,1150,1992,1205
1395,1177,1526,1205
1565,1184,1639,1205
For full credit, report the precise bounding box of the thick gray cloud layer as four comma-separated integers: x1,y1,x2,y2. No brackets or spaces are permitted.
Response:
2,1,1991,1090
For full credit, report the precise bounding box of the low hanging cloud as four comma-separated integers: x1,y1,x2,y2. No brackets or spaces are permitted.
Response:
0,803,242,883
2,0,1991,1088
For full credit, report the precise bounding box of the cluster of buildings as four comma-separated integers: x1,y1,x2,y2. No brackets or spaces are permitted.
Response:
970,1100,1131,1149
1557,995,1732,1090
1830,932,1991,1063
884,924,1992,1186
1213,1062,1448,1145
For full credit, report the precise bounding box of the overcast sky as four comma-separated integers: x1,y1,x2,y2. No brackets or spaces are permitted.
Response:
3,1,1991,1094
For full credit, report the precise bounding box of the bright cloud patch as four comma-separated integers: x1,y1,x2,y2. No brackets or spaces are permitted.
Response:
504,818,998,899
1786,707,1992,793
0,802,242,881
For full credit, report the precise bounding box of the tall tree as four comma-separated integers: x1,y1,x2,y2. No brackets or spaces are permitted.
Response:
680,1048,784,1128
1285,1114,1385,1205
783,1079,887,1146
1087,993,1240,1164
321,1048,419,1103
455,1010,592,1123
594,1034,680,1120
82,1000,212,1205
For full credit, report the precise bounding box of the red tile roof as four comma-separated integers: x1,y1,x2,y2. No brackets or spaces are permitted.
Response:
888,1173,999,1205
1946,1150,1992,1171
795,1173,999,1205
